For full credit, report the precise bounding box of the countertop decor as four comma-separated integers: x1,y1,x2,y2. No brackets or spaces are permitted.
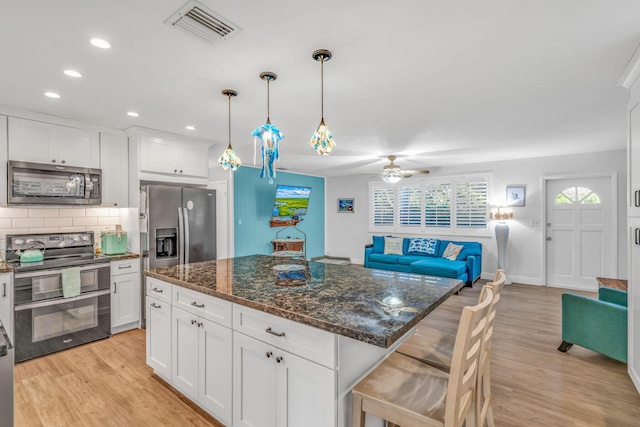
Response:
145,254,463,347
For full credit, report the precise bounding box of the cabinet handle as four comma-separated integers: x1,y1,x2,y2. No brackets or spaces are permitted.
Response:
191,301,204,308
152,287,163,293
266,351,273,358
636,228,640,246
635,190,640,207
2,283,6,297
151,303,161,309
276,356,283,363
51,159,56,163
61,160,66,164
113,282,117,293
174,169,178,173
266,327,286,337
180,170,183,174
197,322,203,327
191,319,197,325
118,265,132,269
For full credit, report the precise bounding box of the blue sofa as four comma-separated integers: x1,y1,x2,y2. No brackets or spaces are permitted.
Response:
364,236,482,287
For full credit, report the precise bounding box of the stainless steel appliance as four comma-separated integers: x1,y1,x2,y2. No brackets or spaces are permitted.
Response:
6,232,111,362
140,185,216,326
8,160,102,205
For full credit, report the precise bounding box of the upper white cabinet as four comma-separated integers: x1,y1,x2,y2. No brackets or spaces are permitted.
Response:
8,117,100,168
100,133,129,207
629,101,640,217
140,135,209,178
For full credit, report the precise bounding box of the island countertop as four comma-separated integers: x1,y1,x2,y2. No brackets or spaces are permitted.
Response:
144,255,463,348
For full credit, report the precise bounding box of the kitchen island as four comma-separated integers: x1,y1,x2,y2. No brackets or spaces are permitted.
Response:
144,255,463,427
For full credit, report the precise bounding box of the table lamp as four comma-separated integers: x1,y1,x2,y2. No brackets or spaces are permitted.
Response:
490,206,514,284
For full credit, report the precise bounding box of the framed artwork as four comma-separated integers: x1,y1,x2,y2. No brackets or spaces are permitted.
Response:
337,198,355,213
506,186,525,207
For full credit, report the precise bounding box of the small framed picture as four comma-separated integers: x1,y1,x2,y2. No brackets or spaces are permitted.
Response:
506,186,525,207
337,198,355,213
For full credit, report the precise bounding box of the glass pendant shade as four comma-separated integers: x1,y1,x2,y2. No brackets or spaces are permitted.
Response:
218,89,240,171
253,72,283,184
310,49,335,155
381,169,402,184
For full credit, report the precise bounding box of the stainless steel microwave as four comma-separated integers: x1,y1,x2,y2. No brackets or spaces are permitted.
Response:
8,161,102,205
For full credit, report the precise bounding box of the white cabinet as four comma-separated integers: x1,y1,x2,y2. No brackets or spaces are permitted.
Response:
140,135,209,178
100,133,129,207
0,116,7,207
111,259,140,334
629,102,640,216
146,296,172,380
0,274,13,344
629,219,640,390
172,307,233,425
8,117,100,168
233,331,335,427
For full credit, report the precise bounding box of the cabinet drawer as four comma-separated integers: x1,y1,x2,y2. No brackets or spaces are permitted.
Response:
172,285,232,328
112,258,140,275
233,304,336,369
146,277,171,303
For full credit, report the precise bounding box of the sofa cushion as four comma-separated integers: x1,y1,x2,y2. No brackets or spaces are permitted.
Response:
442,243,464,260
384,237,404,255
397,255,427,266
372,236,386,253
407,238,439,256
410,258,467,278
369,253,401,264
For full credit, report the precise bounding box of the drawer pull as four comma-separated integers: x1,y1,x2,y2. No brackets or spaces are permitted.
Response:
636,190,640,207
636,228,640,245
151,303,161,309
2,283,5,297
118,265,132,269
276,356,284,363
266,327,286,337
191,301,205,308
197,322,203,327
113,282,117,294
152,287,163,293
191,319,197,325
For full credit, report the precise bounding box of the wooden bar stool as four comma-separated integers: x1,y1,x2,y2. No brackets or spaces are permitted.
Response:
351,286,493,427
395,270,506,426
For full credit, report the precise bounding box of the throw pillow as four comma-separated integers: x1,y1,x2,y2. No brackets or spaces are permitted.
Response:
372,236,386,253
442,242,464,260
383,237,404,255
407,238,438,256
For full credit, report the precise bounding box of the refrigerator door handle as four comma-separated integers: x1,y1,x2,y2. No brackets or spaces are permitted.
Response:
178,207,185,265
183,207,190,264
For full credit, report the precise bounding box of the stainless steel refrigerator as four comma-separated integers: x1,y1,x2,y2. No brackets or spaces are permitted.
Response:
140,185,216,325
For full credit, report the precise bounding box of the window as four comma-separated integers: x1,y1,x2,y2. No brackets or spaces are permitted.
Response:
369,174,489,235
555,186,601,205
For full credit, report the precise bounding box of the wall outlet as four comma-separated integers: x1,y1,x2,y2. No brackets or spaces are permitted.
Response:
530,219,540,226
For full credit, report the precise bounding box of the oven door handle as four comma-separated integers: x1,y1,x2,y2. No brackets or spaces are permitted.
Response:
14,263,110,279
14,289,111,311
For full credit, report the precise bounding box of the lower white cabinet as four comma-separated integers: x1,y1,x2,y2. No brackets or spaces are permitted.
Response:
0,273,13,343
233,331,335,427
172,307,233,425
111,259,141,334
629,218,640,390
146,296,172,379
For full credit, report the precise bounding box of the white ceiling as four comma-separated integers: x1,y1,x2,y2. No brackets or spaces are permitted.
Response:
1,0,639,178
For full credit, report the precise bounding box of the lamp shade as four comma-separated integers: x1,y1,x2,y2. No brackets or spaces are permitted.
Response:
490,206,514,221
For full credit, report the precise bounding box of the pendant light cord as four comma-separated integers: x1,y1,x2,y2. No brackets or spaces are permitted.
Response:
227,94,232,150
321,58,324,121
267,79,271,124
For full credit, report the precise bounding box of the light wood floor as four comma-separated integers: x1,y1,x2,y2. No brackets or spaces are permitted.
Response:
14,282,640,426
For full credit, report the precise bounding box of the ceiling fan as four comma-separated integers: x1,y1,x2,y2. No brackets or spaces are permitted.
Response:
377,155,430,183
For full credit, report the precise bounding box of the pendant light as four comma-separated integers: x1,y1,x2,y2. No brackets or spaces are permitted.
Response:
252,71,284,184
309,49,336,155
218,89,241,171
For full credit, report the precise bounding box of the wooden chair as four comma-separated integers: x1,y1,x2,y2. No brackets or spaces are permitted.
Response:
395,270,506,426
351,286,493,427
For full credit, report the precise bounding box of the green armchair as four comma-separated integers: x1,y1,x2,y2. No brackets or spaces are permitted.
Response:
557,287,628,363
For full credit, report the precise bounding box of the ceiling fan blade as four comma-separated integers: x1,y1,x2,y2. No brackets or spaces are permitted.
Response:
402,169,430,175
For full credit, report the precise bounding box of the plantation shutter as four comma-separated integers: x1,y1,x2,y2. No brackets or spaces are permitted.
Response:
424,183,451,227
455,181,487,228
370,186,395,226
398,184,422,226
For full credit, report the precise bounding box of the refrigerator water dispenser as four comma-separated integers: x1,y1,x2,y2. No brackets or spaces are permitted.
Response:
155,228,177,259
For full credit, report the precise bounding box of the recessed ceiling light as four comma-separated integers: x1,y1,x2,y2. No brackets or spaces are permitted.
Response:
64,69,82,78
44,92,61,99
127,111,139,117
185,126,196,130
90,38,111,49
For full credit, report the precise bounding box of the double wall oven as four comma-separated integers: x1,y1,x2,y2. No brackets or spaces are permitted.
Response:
6,232,111,363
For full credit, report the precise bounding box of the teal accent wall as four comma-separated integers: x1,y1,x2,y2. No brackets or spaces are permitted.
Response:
234,166,325,258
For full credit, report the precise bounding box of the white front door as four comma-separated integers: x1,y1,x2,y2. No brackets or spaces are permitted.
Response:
545,176,614,290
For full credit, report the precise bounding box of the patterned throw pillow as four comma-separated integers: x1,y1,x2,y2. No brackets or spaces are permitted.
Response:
383,237,404,255
407,238,438,256
442,242,464,260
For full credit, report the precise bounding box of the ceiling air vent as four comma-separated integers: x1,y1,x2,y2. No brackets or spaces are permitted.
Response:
165,1,240,44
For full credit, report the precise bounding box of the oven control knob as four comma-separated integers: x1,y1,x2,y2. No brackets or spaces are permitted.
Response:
14,239,24,245
73,235,80,242
81,235,89,241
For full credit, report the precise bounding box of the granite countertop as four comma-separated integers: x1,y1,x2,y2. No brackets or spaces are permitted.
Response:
100,252,140,261
145,255,463,348
0,262,12,274
0,319,11,357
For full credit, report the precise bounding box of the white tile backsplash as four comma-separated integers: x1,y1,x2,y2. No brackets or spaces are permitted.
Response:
0,208,28,218
86,208,111,217
58,208,86,218
98,217,120,226
44,218,73,227
72,217,98,227
13,218,44,228
29,208,60,218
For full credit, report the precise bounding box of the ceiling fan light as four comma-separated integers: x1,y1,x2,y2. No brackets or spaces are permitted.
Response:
382,169,402,184
309,120,335,155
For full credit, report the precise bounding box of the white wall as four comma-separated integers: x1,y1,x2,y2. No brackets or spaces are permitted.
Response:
325,149,627,285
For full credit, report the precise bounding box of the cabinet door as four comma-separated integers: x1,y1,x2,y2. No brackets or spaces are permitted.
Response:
146,296,171,379
111,272,140,332
140,136,178,175
179,141,209,178
57,126,100,168
629,102,640,216
0,274,13,344
199,317,233,425
100,133,129,207
8,117,58,164
233,332,278,427
629,219,640,389
172,306,200,401
276,349,336,427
